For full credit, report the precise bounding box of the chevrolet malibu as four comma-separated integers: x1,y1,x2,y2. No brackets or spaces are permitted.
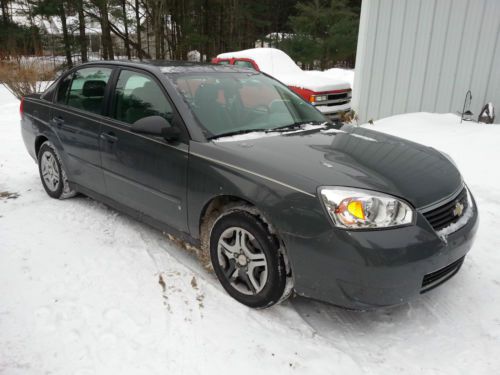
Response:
20,61,478,309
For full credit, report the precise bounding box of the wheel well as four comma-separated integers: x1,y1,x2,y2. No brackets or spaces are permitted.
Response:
34,136,48,160
199,195,294,295
199,195,253,233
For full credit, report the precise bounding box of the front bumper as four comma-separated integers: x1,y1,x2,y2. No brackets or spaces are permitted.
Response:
283,195,479,309
315,102,351,119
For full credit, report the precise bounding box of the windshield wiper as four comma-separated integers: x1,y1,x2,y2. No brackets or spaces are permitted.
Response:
207,128,266,140
207,121,329,139
266,121,326,133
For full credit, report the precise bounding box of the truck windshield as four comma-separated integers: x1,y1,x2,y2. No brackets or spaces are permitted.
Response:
168,72,326,138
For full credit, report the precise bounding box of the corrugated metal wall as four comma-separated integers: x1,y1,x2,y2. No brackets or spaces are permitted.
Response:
352,0,500,123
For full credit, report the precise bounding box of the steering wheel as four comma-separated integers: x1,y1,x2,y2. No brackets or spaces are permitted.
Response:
253,104,270,114
268,99,289,114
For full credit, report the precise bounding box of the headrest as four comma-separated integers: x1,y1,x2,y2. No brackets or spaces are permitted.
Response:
82,80,106,97
195,83,221,105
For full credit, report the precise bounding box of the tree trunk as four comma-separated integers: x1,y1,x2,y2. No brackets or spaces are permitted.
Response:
1,0,8,24
77,0,87,62
153,1,161,59
99,1,114,60
122,0,131,59
134,0,142,59
59,3,73,67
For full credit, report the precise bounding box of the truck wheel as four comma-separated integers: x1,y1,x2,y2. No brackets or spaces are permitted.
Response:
210,210,287,308
37,142,76,199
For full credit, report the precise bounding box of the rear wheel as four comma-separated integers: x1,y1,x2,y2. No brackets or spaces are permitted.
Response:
210,210,287,308
37,142,76,199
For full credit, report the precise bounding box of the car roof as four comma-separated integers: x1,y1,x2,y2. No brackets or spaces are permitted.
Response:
78,59,256,74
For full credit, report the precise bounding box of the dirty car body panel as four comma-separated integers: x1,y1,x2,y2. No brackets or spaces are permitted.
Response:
20,60,478,309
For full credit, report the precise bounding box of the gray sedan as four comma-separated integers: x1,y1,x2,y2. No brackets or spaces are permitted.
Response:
20,60,478,309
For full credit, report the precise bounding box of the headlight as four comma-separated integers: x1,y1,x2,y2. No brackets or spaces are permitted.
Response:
319,187,414,229
311,95,328,103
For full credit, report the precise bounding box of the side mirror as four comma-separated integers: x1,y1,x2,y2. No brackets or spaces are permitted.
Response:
131,115,180,142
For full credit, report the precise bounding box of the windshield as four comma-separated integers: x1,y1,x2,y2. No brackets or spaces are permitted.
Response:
169,72,326,138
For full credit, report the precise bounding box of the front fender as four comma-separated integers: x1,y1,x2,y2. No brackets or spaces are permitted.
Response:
187,142,332,240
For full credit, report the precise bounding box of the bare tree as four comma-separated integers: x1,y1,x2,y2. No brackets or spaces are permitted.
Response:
120,0,131,59
90,0,114,59
76,0,87,62
134,0,142,59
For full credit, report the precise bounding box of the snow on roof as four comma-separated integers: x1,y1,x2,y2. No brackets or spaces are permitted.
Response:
218,48,301,76
217,48,350,92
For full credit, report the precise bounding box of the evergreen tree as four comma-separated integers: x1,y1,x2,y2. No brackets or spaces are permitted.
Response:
280,0,360,69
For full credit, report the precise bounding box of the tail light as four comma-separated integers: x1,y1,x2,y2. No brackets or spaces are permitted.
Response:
20,97,25,118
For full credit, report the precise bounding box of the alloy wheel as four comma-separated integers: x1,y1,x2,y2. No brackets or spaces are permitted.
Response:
40,151,60,192
217,226,269,295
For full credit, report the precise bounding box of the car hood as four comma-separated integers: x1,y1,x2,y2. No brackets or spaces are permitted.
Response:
275,72,351,92
198,125,463,209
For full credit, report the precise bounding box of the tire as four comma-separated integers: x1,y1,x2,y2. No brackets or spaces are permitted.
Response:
210,210,287,308
37,142,76,199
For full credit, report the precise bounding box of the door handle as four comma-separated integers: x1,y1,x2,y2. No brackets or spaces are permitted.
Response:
53,116,64,127
100,132,118,143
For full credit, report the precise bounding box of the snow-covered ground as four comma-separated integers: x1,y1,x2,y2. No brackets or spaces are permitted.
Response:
1,84,500,374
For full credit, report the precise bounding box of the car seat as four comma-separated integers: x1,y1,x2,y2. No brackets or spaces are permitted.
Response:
193,83,232,134
81,80,106,114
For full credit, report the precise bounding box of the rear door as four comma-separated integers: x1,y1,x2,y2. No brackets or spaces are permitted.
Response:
52,66,113,195
99,68,189,232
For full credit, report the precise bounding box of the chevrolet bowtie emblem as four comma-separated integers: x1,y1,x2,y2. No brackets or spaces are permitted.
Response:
453,202,464,217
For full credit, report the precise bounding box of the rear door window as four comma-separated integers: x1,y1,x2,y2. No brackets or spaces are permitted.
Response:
112,69,173,125
66,67,112,114
234,60,256,69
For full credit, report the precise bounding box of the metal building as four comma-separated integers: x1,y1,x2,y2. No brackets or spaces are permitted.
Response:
352,0,500,123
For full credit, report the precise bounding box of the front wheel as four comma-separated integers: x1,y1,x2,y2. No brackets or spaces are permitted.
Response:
37,142,76,199
210,210,287,308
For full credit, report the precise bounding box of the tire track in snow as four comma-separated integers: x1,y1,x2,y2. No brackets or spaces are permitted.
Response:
137,228,209,372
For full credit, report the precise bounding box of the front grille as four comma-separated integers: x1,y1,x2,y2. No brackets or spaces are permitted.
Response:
422,187,468,231
327,93,349,101
421,257,465,293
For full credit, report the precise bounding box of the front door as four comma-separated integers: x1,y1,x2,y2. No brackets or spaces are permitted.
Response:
99,68,189,232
